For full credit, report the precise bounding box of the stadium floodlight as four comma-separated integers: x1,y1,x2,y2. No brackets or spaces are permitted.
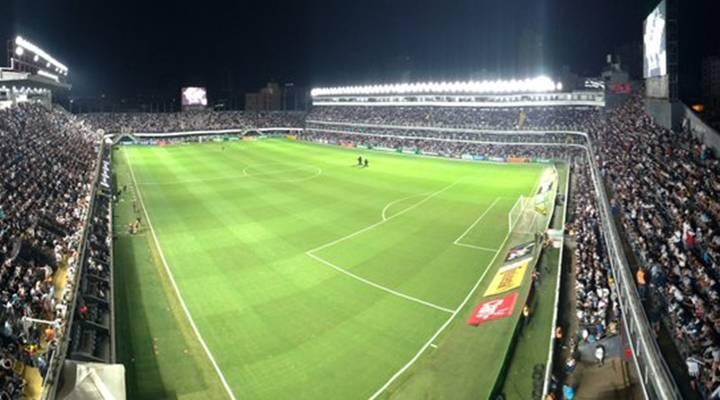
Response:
311,75,562,97
15,36,68,73
37,69,59,82
15,46,24,56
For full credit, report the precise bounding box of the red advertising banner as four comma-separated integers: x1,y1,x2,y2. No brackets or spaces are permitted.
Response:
611,83,633,94
467,292,520,326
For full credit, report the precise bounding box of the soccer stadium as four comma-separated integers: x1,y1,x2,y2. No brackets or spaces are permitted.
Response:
1,0,720,399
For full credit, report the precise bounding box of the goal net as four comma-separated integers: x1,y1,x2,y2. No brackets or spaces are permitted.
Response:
509,167,558,237
508,195,543,236
508,195,527,233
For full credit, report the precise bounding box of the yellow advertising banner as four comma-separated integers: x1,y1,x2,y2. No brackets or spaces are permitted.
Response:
287,134,298,141
483,259,529,297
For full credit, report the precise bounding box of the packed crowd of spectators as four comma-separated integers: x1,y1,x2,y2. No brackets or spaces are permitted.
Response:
301,130,586,162
592,95,720,397
307,105,598,131
0,103,101,397
305,122,588,145
82,110,305,133
566,163,618,344
4,94,720,397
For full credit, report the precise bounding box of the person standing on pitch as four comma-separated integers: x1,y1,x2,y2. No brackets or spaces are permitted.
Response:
364,158,369,168
357,156,363,166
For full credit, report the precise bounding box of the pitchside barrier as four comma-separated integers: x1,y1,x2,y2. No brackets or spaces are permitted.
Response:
40,142,107,400
99,122,680,400
108,127,304,145
485,168,559,398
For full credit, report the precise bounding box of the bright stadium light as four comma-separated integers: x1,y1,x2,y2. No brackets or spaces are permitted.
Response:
15,36,68,73
15,46,24,56
310,75,562,97
33,55,39,62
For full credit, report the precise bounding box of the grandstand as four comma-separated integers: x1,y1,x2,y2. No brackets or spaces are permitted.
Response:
4,1,720,398
0,75,707,400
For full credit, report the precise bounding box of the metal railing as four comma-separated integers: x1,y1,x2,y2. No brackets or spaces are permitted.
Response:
41,141,106,400
584,141,681,400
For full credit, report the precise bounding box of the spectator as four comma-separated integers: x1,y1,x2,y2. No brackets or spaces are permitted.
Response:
0,102,100,396
595,344,606,366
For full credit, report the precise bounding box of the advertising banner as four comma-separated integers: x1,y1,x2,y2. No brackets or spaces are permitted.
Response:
467,292,519,326
534,158,553,164
483,260,529,297
504,241,536,263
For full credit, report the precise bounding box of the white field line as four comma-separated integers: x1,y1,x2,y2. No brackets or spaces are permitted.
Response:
308,179,463,254
306,179,463,314
453,197,501,250
453,242,499,253
307,252,453,314
381,192,431,221
124,151,237,400
243,165,323,183
138,165,320,186
368,218,515,400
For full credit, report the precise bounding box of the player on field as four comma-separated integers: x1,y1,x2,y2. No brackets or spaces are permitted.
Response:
364,158,369,168
357,156,363,166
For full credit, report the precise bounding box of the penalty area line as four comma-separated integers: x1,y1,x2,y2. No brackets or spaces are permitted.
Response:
368,216,514,400
124,151,237,400
305,179,466,315
453,242,499,253
381,192,432,221
305,252,453,314
309,179,463,254
453,197,501,248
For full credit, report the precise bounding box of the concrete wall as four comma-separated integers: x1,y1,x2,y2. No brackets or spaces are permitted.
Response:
677,102,720,156
644,98,673,130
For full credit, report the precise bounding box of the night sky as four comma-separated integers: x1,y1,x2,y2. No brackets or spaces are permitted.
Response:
0,0,718,103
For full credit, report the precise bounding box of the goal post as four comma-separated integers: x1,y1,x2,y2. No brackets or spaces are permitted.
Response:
508,195,527,234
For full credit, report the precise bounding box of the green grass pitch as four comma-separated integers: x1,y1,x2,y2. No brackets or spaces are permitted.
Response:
113,139,548,400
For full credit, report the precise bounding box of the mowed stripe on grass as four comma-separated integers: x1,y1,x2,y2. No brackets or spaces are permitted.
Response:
116,140,541,399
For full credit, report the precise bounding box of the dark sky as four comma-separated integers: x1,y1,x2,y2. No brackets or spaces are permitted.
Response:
0,0,718,101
